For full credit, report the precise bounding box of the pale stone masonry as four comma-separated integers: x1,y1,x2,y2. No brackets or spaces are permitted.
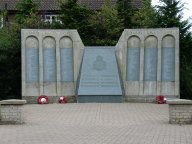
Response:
0,99,26,124
21,29,84,103
115,28,179,102
22,28,179,103
167,99,192,124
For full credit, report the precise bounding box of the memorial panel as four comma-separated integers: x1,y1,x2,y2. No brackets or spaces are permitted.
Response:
162,48,175,81
126,48,140,81
43,48,56,82
26,48,39,82
144,48,157,81
61,48,74,82
78,47,122,95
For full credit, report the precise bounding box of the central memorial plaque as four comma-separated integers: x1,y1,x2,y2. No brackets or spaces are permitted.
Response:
77,47,122,103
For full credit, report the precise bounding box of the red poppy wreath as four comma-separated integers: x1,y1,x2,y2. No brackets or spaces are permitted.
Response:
38,95,49,104
58,96,67,104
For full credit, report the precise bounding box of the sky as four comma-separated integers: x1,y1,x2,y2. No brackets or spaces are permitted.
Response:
151,0,192,21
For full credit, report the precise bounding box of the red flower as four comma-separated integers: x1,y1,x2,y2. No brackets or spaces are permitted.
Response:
156,95,166,104
58,96,67,104
38,95,49,104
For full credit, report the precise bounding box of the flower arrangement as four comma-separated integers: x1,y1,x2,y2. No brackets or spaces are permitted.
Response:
58,96,67,104
156,95,166,104
38,95,49,104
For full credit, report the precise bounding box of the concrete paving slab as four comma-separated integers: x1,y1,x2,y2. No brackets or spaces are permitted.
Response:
0,103,192,144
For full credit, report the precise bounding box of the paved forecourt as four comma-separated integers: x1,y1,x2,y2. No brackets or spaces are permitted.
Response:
0,103,192,144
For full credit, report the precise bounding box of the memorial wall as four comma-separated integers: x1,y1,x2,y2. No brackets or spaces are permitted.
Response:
22,29,84,103
22,28,179,103
116,28,179,102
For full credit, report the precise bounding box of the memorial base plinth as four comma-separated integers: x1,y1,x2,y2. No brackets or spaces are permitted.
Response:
167,99,192,124
0,99,26,124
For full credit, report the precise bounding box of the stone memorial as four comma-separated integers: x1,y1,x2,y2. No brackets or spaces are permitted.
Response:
77,47,123,102
116,28,179,102
22,29,84,103
22,28,179,103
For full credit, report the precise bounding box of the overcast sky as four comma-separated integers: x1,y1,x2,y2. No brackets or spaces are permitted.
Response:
151,0,192,21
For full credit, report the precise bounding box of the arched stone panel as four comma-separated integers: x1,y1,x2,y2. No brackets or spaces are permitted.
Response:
162,35,175,81
25,36,39,83
144,36,158,81
43,36,56,82
60,37,73,48
126,36,140,81
26,36,39,48
60,37,74,82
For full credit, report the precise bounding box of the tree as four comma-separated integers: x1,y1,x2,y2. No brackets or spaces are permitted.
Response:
117,0,137,28
88,0,123,45
156,0,192,99
0,26,21,100
132,0,157,28
16,0,39,24
59,0,93,44
16,0,50,29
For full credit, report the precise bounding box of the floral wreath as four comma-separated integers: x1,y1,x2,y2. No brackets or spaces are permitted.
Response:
156,95,166,104
38,95,49,104
58,96,67,104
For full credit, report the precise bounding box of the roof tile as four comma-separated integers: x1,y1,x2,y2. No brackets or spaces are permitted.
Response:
0,0,60,11
0,0,143,11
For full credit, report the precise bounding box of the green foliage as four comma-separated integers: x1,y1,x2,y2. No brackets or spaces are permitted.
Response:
117,0,137,28
59,0,93,44
58,0,123,45
181,61,192,99
0,27,21,100
87,0,123,45
133,0,157,28
180,33,192,99
0,9,7,28
59,0,91,28
156,0,191,30
15,0,39,25
15,0,49,29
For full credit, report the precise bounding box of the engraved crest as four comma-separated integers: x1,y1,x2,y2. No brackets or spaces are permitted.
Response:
93,56,106,71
